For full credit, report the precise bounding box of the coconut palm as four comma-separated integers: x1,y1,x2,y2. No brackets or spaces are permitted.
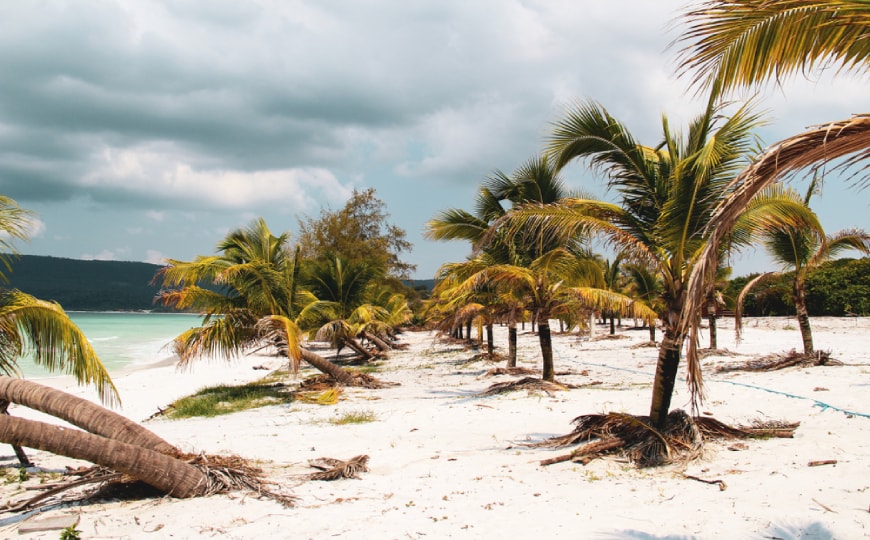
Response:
496,95,818,428
624,263,664,342
674,1,870,373
156,218,358,385
738,181,870,354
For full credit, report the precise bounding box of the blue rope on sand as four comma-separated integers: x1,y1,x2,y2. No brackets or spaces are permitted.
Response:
556,348,870,420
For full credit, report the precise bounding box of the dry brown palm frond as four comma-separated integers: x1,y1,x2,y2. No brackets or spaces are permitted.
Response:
481,366,538,377
480,377,569,396
716,349,840,372
299,372,400,390
308,455,370,481
183,453,297,506
533,410,797,468
698,348,738,359
695,417,799,439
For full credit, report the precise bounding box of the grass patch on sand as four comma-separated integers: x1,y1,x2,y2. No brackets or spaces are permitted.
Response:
166,378,293,419
329,409,378,425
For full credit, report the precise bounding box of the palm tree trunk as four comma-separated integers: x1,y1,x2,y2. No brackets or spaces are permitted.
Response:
0,376,177,455
0,416,207,498
793,279,814,355
538,311,555,382
0,400,33,467
344,338,374,361
363,331,392,353
609,313,615,335
507,321,517,368
486,323,494,357
300,348,357,385
649,322,656,343
649,331,682,429
465,320,473,344
708,310,718,349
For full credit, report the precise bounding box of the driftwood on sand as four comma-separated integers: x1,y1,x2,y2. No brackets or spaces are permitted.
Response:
717,349,842,372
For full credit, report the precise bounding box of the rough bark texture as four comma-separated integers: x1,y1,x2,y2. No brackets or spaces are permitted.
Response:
486,323,494,357
300,348,356,385
708,311,718,350
363,332,392,352
648,334,682,429
793,279,814,355
507,324,517,368
0,376,177,455
0,416,207,498
539,319,554,382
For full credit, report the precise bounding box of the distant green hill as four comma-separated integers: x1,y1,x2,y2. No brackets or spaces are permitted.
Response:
3,255,167,312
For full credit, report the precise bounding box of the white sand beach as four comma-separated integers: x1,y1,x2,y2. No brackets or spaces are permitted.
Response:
2,317,869,539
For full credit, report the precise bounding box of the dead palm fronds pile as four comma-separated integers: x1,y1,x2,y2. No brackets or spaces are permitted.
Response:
299,372,399,390
530,410,798,468
481,377,570,396
481,366,538,377
307,455,370,481
3,453,297,514
717,349,841,373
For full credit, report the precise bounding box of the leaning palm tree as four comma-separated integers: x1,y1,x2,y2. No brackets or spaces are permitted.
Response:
737,181,870,354
156,218,360,386
675,1,870,378
0,195,118,466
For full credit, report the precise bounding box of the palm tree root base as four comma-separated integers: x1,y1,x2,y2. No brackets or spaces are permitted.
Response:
531,410,798,468
717,349,841,372
307,455,370,481
481,377,571,397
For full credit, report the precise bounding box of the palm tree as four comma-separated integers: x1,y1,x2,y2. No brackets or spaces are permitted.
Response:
497,95,814,428
155,218,359,386
426,156,581,365
624,263,664,343
674,1,870,373
0,195,118,465
738,181,870,354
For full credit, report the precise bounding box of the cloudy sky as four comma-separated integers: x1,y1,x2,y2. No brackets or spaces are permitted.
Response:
1,1,867,280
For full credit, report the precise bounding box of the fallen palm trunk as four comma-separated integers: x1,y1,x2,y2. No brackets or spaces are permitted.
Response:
0,377,177,455
0,416,207,498
717,349,841,373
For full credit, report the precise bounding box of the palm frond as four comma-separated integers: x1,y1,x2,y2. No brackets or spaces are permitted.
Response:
0,290,119,406
676,0,870,94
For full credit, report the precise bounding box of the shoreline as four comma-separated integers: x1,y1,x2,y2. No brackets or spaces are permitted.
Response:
3,317,869,538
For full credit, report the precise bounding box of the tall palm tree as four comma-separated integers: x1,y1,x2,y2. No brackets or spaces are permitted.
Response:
674,0,870,375
739,181,870,354
497,95,815,427
624,263,664,342
156,218,357,385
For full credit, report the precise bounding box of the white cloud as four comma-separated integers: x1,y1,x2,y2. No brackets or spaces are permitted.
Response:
145,249,166,265
145,210,166,222
81,250,118,261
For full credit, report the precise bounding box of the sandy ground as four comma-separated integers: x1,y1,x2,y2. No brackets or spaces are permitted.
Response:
2,317,869,539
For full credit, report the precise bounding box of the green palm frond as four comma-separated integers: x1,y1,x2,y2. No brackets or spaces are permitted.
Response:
677,0,870,94
0,290,119,406
255,315,303,372
173,310,258,366
0,196,35,283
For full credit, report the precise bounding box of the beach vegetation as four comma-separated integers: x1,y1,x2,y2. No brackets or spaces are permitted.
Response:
329,409,378,425
164,381,293,419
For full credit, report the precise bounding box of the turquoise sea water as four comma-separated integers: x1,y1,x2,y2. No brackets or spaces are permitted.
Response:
16,312,203,378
